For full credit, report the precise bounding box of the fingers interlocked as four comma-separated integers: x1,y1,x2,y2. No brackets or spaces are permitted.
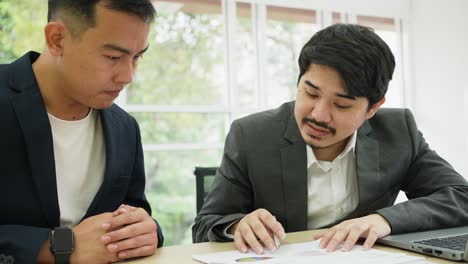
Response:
101,205,158,259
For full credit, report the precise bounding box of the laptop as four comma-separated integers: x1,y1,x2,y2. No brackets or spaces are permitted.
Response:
377,226,468,261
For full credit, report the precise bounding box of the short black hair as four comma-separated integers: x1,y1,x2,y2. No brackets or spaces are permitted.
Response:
297,24,395,107
47,0,156,38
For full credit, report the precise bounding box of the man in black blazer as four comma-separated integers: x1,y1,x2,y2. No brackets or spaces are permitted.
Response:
0,1,163,263
193,24,468,254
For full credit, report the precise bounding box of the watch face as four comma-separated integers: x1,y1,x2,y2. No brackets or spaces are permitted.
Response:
52,228,74,252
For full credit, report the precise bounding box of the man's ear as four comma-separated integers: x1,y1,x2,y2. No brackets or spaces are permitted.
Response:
365,97,386,119
44,22,66,56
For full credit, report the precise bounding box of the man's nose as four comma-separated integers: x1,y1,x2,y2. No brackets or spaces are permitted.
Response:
310,100,332,123
115,61,134,84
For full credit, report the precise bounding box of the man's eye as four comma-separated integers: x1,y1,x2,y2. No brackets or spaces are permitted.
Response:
335,104,351,109
133,55,143,61
105,55,120,61
306,92,319,98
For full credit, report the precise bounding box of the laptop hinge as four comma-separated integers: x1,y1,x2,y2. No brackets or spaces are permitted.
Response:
464,241,468,261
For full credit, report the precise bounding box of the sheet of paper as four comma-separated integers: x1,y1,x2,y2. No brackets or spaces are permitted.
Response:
192,240,434,264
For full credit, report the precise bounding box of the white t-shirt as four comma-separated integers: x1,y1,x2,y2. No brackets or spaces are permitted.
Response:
48,109,105,227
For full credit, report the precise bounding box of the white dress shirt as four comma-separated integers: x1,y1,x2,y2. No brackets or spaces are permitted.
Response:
307,131,358,229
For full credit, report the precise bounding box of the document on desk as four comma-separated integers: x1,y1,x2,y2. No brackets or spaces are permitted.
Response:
192,240,435,264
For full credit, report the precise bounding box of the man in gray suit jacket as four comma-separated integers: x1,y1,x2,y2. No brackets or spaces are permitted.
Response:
192,24,468,254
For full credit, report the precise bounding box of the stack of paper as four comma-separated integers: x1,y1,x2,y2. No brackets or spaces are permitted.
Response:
192,240,434,264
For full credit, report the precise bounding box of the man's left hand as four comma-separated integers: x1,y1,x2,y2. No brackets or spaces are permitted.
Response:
314,213,391,252
101,204,158,259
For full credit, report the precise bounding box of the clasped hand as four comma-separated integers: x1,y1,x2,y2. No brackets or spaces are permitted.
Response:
70,204,158,263
100,204,158,259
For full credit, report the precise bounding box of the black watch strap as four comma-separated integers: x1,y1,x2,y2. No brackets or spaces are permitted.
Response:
54,252,71,264
50,227,74,264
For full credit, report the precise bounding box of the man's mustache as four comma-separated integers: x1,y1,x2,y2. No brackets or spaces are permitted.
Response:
304,118,337,135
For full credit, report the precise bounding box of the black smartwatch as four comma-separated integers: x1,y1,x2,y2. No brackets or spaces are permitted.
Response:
49,227,74,264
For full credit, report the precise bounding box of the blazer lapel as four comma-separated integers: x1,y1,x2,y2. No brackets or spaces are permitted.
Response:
8,52,60,227
83,107,117,216
349,120,382,217
280,113,308,232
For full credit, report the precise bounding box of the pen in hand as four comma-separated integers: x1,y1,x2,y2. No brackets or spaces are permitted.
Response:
274,234,281,250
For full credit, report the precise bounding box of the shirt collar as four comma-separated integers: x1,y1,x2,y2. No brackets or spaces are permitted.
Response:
306,131,357,168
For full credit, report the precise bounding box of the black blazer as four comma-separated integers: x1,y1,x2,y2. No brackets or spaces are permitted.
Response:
0,52,163,262
193,101,468,242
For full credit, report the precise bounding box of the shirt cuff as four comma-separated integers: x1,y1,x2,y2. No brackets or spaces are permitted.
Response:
223,219,241,239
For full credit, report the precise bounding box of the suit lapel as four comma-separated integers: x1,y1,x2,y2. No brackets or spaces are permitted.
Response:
8,52,60,227
350,120,382,217
280,113,308,232
83,107,117,217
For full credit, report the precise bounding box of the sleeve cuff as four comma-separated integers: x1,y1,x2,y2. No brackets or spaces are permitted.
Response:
223,220,241,239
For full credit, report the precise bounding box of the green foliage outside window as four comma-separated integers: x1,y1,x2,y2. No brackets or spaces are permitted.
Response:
128,11,225,106
0,0,45,63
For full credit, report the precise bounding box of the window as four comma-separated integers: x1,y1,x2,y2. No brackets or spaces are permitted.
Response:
356,15,404,107
126,0,226,106
125,0,228,246
235,2,257,108
265,6,318,107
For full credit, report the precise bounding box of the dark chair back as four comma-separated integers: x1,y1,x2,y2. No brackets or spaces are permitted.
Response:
194,167,218,214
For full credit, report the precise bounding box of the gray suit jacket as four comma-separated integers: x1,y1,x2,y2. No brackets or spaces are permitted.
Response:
192,101,468,243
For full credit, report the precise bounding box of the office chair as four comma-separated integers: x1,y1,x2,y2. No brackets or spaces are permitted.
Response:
194,166,218,214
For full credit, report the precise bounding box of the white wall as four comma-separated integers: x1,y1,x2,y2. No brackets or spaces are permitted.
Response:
408,0,468,177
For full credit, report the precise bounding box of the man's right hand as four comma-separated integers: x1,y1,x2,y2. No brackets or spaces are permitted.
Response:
37,213,121,263
228,209,286,254
71,213,121,263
